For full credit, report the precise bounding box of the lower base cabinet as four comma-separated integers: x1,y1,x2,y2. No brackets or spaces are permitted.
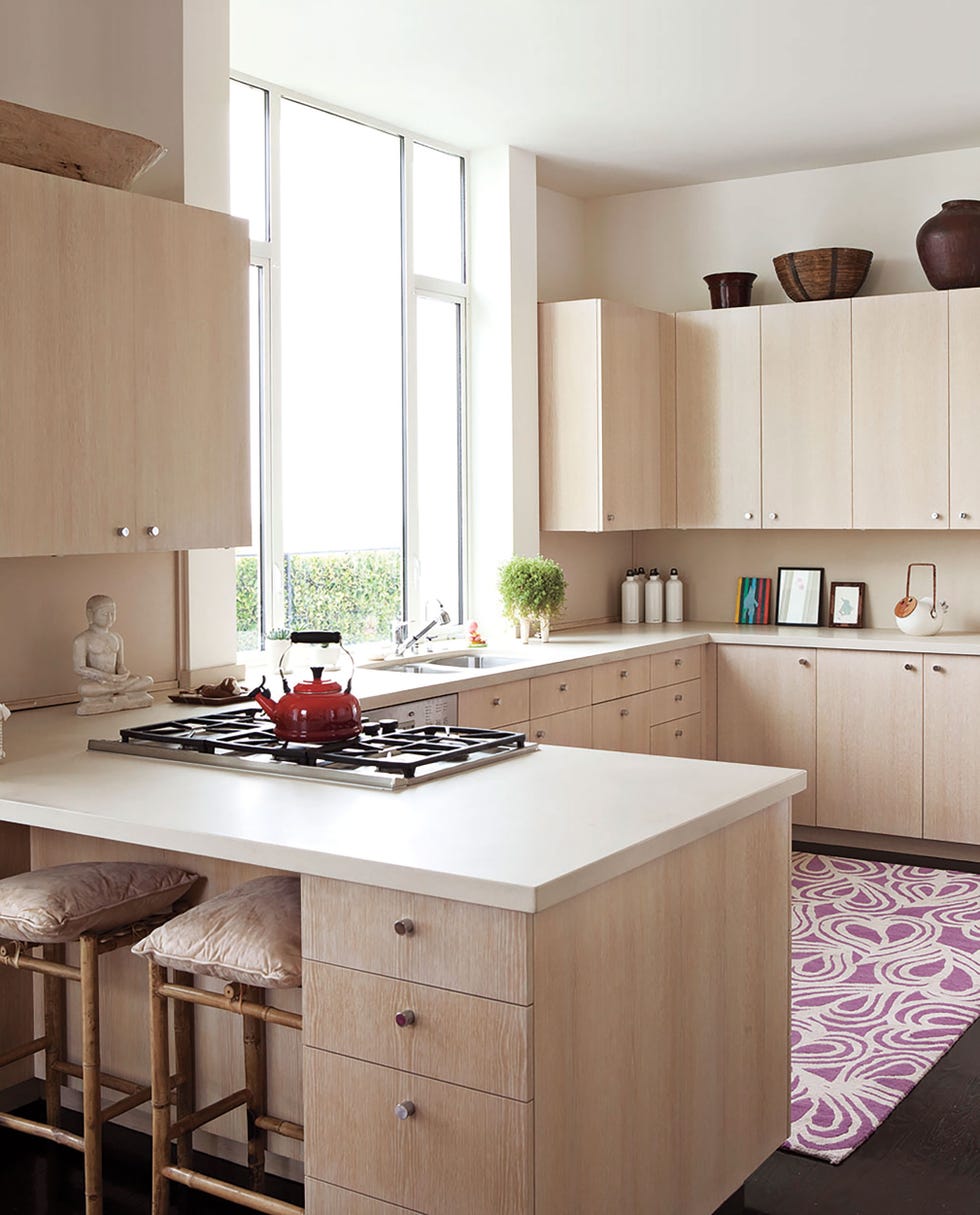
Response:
302,803,790,1214
816,649,923,836
716,645,816,826
650,713,702,759
924,654,980,844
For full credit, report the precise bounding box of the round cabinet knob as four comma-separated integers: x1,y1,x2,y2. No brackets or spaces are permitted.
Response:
116,526,130,538
559,682,567,692
768,512,778,520
674,658,682,667
674,729,684,738
145,525,160,537
674,693,683,702
394,1101,416,1120
960,512,970,520
492,697,501,706
619,669,628,679
744,512,754,520
620,708,630,717
535,730,546,739
394,1009,416,1028
931,512,942,521
932,664,944,673
393,918,415,936
606,513,615,521
798,658,809,667
904,663,916,672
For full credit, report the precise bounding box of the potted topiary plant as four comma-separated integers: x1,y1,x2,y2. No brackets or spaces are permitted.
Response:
497,555,567,643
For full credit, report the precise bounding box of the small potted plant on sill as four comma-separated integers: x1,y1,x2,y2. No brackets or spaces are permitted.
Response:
498,555,567,643
264,628,291,665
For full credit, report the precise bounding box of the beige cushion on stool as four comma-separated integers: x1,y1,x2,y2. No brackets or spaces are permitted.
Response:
132,874,301,989
0,861,200,944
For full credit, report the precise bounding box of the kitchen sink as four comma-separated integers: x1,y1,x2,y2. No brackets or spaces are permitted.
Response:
376,653,521,675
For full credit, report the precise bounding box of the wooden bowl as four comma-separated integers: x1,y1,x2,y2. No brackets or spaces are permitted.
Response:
0,98,166,189
773,247,873,302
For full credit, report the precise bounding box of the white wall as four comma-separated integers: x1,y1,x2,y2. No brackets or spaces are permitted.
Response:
588,146,980,313
537,146,980,631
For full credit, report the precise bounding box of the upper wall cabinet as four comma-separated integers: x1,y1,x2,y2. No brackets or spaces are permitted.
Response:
675,307,760,528
852,292,949,530
761,299,852,529
539,299,674,532
948,287,980,529
0,163,249,558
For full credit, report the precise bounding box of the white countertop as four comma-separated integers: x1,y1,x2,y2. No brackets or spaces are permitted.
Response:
0,674,803,912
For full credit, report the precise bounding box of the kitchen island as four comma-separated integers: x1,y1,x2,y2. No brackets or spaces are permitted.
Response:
0,697,804,1215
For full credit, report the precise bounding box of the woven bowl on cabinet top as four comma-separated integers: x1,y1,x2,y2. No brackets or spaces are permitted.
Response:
773,247,873,302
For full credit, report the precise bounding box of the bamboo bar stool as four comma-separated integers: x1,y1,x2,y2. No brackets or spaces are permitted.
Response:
0,860,199,1215
132,873,304,1215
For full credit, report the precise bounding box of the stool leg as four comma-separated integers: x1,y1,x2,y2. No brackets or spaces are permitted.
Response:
242,985,267,1193
172,970,196,1169
42,942,66,1128
149,962,171,1215
79,933,103,1215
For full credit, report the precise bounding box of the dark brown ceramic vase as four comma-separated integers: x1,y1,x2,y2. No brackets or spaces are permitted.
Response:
916,200,980,289
703,271,756,308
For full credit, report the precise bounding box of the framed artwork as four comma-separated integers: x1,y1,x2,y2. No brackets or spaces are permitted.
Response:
776,567,824,626
734,576,772,625
830,581,865,628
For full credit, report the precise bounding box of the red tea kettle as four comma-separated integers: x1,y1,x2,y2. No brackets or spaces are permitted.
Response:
253,631,362,743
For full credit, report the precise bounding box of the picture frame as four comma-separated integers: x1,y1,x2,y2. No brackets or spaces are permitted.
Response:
776,567,824,627
829,581,865,628
734,576,772,625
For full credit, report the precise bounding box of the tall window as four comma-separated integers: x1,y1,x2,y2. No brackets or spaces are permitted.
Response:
230,78,467,652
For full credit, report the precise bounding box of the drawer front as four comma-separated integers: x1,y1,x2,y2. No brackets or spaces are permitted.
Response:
457,680,530,728
305,961,531,1100
649,678,701,725
528,666,592,717
650,713,702,759
307,1179,421,1214
305,1049,533,1215
591,692,652,754
651,646,702,688
591,655,651,703
302,876,531,1004
528,705,592,749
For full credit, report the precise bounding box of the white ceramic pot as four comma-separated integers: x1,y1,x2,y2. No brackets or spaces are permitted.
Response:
895,597,949,636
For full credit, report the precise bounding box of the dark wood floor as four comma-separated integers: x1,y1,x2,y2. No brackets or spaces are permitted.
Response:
1,1103,304,1214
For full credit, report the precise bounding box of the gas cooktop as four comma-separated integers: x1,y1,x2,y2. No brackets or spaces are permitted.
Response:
88,707,537,791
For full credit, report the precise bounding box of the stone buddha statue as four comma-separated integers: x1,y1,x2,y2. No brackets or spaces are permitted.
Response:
73,594,154,716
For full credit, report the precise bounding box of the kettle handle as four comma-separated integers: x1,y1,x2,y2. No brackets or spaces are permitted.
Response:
289,631,341,644
905,563,938,616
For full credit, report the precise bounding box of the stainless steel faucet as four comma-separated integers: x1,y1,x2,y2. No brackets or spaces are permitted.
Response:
393,599,452,656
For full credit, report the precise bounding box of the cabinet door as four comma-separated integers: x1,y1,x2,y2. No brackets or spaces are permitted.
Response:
852,293,948,529
761,300,851,528
948,288,980,529
457,681,530,729
529,706,592,749
924,656,980,844
676,308,761,528
0,165,137,557
717,645,816,826
650,714,701,759
816,650,922,836
592,692,651,754
598,300,668,531
133,198,250,550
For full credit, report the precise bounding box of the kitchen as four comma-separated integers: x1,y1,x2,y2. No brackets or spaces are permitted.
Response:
3,1,980,1213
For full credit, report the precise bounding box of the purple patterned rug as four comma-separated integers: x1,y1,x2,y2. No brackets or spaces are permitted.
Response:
785,851,980,1164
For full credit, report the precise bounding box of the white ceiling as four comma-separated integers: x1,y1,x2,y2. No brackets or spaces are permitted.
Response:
230,0,980,199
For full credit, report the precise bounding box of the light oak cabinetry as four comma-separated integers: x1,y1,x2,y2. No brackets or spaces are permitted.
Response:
302,801,789,1215
816,650,923,836
948,287,980,528
717,645,816,826
457,681,530,729
761,300,851,528
528,706,592,748
851,292,949,529
592,690,652,753
676,307,761,528
923,655,980,844
538,299,674,532
0,162,249,558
